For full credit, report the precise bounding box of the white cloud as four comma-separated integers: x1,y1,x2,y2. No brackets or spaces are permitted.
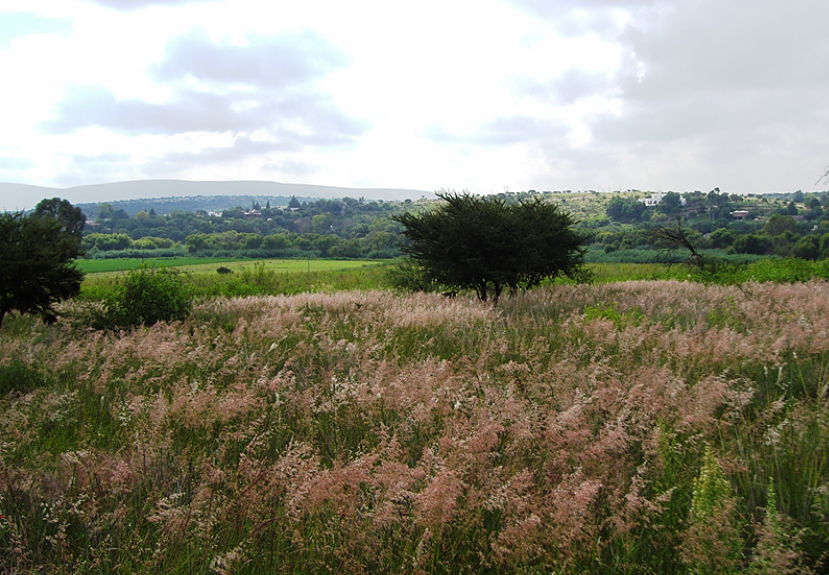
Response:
1,0,828,206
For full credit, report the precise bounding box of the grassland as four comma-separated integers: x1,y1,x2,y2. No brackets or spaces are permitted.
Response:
77,258,389,301
76,257,379,276
2,274,828,573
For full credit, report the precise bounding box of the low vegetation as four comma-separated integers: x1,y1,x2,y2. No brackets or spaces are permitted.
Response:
2,278,828,573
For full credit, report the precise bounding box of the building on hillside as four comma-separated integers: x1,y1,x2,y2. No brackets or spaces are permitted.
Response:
640,192,687,207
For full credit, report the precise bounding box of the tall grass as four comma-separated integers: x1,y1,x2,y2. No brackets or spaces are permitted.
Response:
2,281,829,573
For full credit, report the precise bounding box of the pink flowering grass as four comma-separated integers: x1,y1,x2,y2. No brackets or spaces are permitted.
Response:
1,281,828,573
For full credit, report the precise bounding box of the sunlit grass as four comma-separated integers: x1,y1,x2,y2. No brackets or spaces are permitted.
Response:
77,256,379,276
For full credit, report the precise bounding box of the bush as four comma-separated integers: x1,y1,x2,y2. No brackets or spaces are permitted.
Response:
101,265,192,328
384,259,442,293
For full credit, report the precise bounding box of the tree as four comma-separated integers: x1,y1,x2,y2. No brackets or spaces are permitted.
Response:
33,197,86,240
394,191,584,302
764,214,797,236
653,219,704,268
606,196,647,223
733,233,771,255
0,199,85,328
656,191,683,215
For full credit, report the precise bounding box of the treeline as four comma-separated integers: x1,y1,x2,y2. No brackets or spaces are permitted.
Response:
593,188,829,260
78,187,829,263
82,196,412,259
83,230,401,259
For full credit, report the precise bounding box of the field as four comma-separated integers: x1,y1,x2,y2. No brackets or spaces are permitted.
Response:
77,258,389,301
2,275,829,573
76,257,380,276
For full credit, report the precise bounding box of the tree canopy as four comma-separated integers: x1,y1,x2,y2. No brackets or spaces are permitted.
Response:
0,198,85,328
394,191,584,301
606,196,647,223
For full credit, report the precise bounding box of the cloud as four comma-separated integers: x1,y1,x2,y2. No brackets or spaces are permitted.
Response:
426,115,570,150
0,155,34,171
472,115,571,146
154,29,348,88
0,13,73,50
616,1,829,99
158,136,299,167
516,69,615,105
146,137,324,179
504,0,654,36
81,0,206,11
593,0,829,143
42,30,367,145
498,0,829,191
43,86,261,134
44,85,367,139
52,152,141,187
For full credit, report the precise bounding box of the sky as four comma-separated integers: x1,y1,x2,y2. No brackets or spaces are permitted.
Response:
1,0,829,207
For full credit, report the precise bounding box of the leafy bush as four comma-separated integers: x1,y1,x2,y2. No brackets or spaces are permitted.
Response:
384,258,442,293
101,264,192,328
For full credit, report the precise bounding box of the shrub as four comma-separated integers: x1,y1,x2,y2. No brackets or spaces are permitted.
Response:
102,264,192,328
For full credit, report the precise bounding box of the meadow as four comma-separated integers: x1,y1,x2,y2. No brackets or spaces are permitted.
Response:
1,271,828,573
77,258,389,301
76,257,380,277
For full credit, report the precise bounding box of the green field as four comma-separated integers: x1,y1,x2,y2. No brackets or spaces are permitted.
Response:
76,257,379,276
77,258,390,301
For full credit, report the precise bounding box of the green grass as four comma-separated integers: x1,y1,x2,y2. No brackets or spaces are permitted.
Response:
77,257,377,276
75,257,829,305
75,257,242,274
78,259,390,301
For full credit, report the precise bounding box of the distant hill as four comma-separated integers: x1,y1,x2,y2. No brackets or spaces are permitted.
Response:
0,180,433,212
76,195,313,217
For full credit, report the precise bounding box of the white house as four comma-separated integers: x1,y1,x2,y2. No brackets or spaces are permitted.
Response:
640,192,687,207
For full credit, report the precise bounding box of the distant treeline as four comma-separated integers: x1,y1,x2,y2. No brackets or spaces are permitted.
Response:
78,188,829,263
81,196,413,259
591,189,829,260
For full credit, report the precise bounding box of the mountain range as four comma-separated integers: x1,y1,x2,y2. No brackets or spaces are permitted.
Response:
0,180,434,212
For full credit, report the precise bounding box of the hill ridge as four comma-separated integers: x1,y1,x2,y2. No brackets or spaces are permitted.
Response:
0,179,433,211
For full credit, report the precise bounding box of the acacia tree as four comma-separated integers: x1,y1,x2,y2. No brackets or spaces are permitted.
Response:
394,191,584,301
0,198,85,328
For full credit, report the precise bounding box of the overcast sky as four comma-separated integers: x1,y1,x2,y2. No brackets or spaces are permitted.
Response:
2,0,828,206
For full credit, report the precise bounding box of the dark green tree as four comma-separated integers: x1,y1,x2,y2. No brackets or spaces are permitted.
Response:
33,197,86,240
733,233,771,255
764,214,797,236
394,191,584,302
606,196,647,223
0,199,85,328
656,192,683,215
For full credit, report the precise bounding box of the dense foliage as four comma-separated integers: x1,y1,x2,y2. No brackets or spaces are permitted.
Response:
395,191,584,301
99,265,193,328
0,198,85,328
67,187,829,268
82,195,408,260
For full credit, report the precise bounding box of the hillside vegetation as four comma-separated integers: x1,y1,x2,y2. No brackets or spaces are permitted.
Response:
1,281,828,573
73,188,829,263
